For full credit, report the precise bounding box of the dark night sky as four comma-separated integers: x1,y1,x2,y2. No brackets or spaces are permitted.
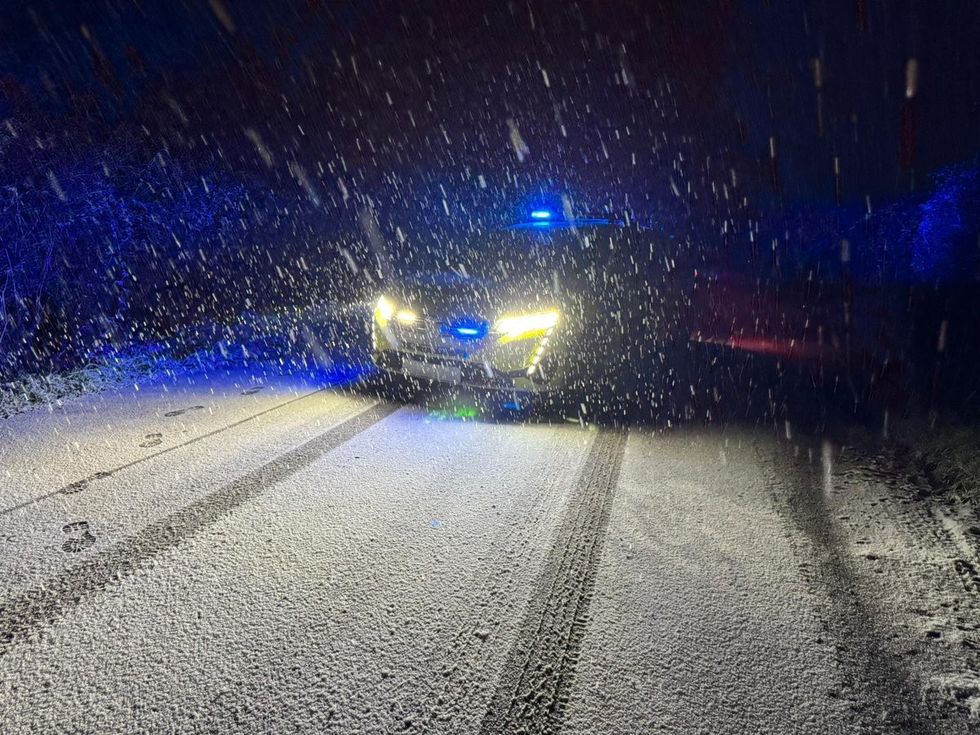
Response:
2,0,979,221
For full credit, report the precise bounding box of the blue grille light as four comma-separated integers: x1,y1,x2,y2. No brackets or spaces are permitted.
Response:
443,318,489,341
530,209,553,219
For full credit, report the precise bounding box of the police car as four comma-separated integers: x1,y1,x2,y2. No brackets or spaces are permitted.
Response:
370,207,680,405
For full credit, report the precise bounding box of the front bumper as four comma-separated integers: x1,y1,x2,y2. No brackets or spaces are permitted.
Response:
373,349,547,392
371,314,557,392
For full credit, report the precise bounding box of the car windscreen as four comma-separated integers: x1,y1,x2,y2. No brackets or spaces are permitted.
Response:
391,224,630,283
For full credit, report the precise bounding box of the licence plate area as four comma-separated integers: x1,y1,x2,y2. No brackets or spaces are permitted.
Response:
396,322,475,356
401,357,463,384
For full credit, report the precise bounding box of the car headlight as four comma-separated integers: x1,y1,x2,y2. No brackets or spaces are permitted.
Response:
494,310,559,344
374,296,417,326
374,295,396,325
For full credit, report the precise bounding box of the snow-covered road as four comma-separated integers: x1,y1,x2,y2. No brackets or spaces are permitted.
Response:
1,369,977,733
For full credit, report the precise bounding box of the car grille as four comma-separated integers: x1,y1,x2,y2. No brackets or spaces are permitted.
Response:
393,317,478,355
380,315,535,374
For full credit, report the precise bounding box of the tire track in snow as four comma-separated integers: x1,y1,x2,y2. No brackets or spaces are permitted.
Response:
395,430,592,732
876,448,980,598
477,429,627,735
848,449,980,724
763,441,939,735
0,401,398,654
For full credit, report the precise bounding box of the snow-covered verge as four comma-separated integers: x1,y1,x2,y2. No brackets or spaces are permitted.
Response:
0,349,189,420
0,301,373,421
906,425,980,507
824,424,980,725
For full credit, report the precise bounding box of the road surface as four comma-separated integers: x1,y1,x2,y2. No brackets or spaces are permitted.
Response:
0,368,977,733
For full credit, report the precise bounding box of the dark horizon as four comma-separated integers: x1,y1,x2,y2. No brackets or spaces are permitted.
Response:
3,1,978,210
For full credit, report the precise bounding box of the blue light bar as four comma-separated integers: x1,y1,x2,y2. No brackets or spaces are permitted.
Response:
505,216,619,231
530,209,553,220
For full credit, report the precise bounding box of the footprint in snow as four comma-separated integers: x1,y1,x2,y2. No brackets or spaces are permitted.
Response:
140,432,163,448
164,405,205,418
59,471,112,495
62,521,96,553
